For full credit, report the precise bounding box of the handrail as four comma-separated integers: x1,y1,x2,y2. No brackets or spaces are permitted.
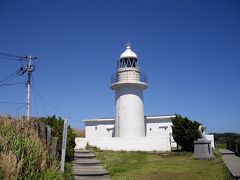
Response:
111,72,147,84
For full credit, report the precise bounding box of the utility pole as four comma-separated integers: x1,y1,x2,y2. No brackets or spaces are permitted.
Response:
26,55,36,120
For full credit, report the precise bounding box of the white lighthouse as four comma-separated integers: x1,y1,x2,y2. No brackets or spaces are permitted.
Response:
110,44,148,137
76,44,188,152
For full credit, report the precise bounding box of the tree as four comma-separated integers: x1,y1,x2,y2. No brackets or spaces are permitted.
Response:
171,114,201,152
40,115,76,161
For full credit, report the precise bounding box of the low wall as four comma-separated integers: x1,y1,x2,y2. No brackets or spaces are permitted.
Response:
75,136,171,152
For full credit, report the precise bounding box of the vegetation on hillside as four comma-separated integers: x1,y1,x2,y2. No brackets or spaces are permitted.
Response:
72,128,85,137
171,114,201,152
39,115,76,162
213,132,240,143
0,116,75,179
0,116,59,179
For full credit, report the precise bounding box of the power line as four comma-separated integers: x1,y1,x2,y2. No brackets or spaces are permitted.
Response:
0,52,39,119
0,75,19,87
0,51,23,59
0,101,26,104
31,75,39,117
31,85,79,123
0,81,26,87
31,76,47,116
0,56,21,61
0,71,18,84
0,67,26,86
9,104,26,115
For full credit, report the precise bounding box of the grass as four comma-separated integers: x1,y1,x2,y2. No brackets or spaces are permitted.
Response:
63,162,75,180
91,149,231,180
40,163,74,180
0,116,75,179
216,143,227,149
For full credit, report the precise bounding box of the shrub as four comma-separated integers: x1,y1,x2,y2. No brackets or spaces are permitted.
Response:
171,114,200,152
40,115,76,161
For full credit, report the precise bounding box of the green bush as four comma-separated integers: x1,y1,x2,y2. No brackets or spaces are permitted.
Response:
40,115,76,162
171,114,200,152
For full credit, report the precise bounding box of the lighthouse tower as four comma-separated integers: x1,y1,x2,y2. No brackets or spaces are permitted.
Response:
110,44,148,137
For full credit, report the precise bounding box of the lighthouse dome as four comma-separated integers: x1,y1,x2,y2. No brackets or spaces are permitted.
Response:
120,45,138,59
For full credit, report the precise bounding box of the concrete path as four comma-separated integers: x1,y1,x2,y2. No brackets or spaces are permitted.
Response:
72,150,110,180
219,149,240,179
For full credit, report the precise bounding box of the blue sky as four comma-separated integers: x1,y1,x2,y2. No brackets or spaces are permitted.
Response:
0,0,239,133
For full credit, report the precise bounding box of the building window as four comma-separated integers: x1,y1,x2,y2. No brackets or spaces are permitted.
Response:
159,126,168,130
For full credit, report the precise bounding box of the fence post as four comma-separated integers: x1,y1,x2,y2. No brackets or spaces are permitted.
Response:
46,125,51,149
236,142,238,153
40,122,46,142
51,137,58,160
60,119,68,172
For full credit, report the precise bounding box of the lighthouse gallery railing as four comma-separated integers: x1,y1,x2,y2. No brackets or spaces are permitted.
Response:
111,72,147,84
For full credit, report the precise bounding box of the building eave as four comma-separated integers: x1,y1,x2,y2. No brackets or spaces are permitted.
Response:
82,118,114,122
145,114,176,120
82,114,175,123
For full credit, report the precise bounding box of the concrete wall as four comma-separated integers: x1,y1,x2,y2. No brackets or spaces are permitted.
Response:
145,118,172,137
82,117,213,150
85,121,114,138
75,136,171,152
84,117,174,140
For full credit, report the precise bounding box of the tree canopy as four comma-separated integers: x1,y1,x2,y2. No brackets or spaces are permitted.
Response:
171,114,201,152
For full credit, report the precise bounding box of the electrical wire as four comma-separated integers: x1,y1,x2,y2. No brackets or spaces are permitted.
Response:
0,101,26,104
0,66,28,88
31,75,39,117
0,56,21,61
0,75,19,87
31,85,79,123
0,51,22,58
0,71,18,84
9,104,26,115
0,81,26,87
0,52,38,118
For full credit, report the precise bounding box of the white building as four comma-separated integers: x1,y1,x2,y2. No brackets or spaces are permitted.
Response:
75,45,213,151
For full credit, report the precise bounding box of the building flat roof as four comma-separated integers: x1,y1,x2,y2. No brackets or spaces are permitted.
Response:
82,114,175,122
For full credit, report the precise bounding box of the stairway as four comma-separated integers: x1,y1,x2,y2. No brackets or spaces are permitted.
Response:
72,150,110,180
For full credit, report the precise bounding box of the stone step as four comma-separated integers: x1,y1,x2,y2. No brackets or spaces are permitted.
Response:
73,150,110,180
72,169,109,176
74,175,111,180
75,149,91,153
72,165,104,170
219,148,235,155
72,159,101,165
74,153,96,158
